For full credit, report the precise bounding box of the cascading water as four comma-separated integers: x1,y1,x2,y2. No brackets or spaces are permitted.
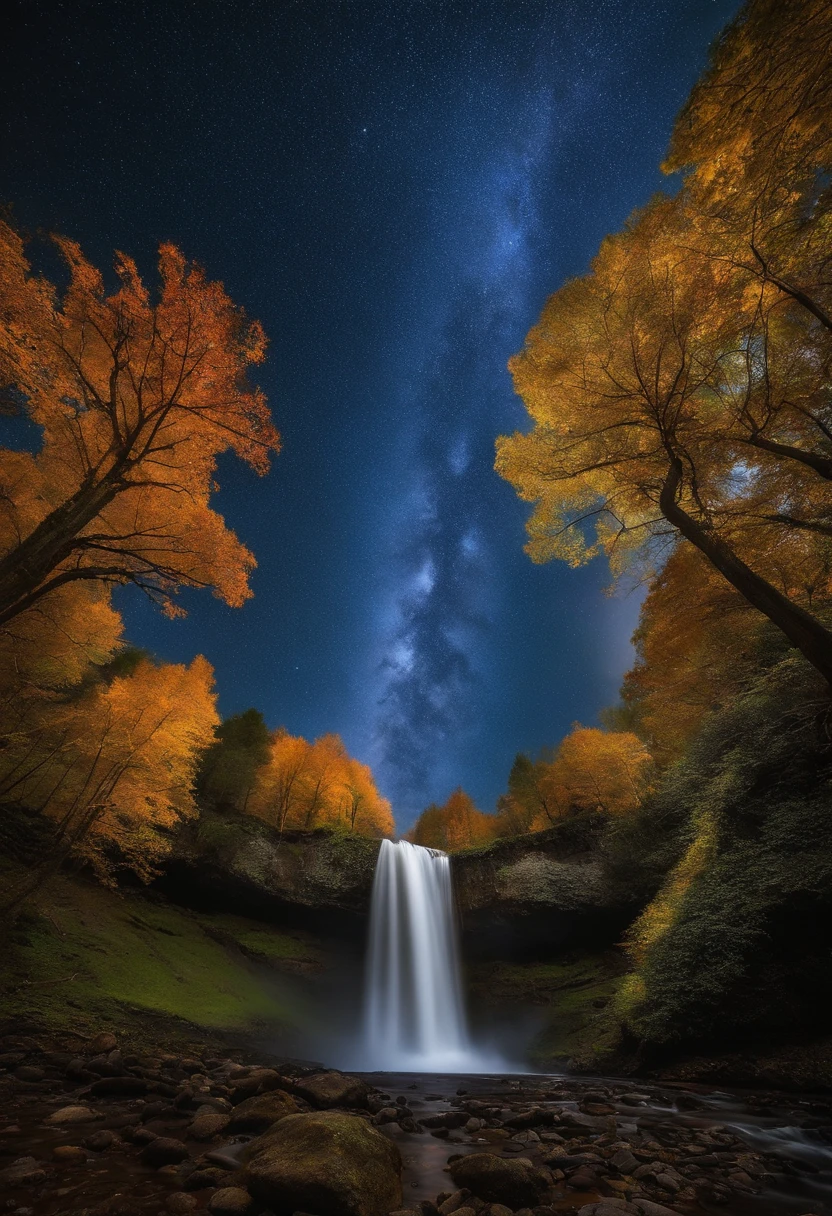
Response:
358,838,502,1072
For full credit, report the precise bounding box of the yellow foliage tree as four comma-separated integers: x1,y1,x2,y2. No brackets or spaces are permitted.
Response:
497,190,832,683
1,652,218,905
534,727,652,822
409,788,496,851
247,729,393,838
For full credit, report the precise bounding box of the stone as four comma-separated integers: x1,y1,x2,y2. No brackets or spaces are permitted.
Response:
438,1189,470,1215
15,1065,45,1082
611,1149,639,1174
88,1032,118,1054
84,1129,119,1151
227,1090,298,1133
293,1070,371,1110
141,1136,190,1166
567,1168,600,1190
245,1110,401,1216
448,1154,550,1208
632,1202,682,1216
53,1145,87,1163
45,1105,98,1125
229,1068,286,1103
1,1156,46,1187
190,1113,231,1141
184,1168,225,1191
167,1196,199,1214
207,1188,254,1215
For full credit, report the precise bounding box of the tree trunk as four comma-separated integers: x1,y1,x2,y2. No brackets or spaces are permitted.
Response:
659,456,832,686
0,472,122,623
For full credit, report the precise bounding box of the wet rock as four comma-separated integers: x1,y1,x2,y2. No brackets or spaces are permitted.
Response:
245,1110,401,1216
15,1065,45,1082
293,1069,371,1109
227,1089,298,1133
167,1196,199,1214
448,1154,550,1208
88,1032,118,1054
45,1104,98,1124
131,1126,158,1144
53,1145,87,1163
632,1202,682,1216
229,1068,286,1104
84,1129,120,1151
190,1112,231,1141
141,1136,190,1166
567,1168,600,1190
207,1188,254,1215
611,1149,639,1174
184,1168,226,1190
1,1156,47,1187
438,1189,471,1215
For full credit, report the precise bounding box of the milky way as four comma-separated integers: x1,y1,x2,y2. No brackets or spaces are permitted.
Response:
0,0,739,827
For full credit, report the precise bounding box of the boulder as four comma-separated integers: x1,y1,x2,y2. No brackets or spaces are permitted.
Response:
227,1090,297,1133
45,1104,98,1125
1,1155,47,1187
229,1068,286,1104
245,1110,401,1216
207,1189,254,1215
141,1137,190,1166
293,1070,370,1109
447,1154,549,1207
53,1145,87,1163
88,1032,118,1054
190,1113,231,1141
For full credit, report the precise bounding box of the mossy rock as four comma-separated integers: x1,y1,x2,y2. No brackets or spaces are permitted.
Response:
245,1111,402,1216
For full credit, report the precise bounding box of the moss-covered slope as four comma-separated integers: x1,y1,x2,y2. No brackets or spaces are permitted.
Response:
1,870,326,1050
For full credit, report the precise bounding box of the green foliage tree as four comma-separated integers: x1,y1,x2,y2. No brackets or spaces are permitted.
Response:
197,708,271,813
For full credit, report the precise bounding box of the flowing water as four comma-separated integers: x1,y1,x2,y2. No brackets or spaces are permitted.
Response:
357,839,504,1072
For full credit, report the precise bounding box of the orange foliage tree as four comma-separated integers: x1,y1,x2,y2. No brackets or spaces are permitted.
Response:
1,650,218,907
535,727,652,821
0,220,279,624
246,728,394,838
409,788,496,851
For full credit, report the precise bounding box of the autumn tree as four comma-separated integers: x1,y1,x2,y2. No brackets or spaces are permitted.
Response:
0,220,279,624
410,788,496,851
537,727,652,820
1,652,218,909
664,0,832,346
246,728,393,838
619,545,768,765
497,190,832,684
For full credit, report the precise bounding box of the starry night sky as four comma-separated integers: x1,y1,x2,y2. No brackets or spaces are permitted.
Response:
0,0,739,828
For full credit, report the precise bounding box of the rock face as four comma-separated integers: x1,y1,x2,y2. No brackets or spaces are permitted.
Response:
160,811,381,927
244,1111,402,1216
452,814,636,956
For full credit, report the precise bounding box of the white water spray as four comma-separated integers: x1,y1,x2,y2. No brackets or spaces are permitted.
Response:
358,839,503,1072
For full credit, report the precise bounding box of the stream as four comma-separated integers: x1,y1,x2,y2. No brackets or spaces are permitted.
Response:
4,1065,832,1215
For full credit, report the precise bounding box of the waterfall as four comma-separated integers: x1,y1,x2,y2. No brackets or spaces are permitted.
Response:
359,839,494,1072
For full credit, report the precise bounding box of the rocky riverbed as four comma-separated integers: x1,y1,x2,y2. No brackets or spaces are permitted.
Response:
1,1032,831,1216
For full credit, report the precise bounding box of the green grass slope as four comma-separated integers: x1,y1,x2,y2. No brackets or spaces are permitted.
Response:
1,871,325,1050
